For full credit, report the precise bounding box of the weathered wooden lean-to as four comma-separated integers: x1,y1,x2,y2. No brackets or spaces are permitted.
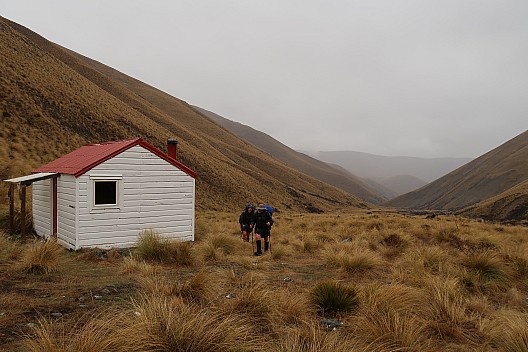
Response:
4,138,197,249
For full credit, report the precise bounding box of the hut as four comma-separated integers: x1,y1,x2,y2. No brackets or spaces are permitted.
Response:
5,138,196,249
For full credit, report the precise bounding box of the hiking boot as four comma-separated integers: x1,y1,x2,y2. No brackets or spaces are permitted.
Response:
254,251,262,256
264,242,269,252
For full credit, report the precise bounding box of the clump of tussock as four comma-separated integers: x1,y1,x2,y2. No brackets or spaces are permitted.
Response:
226,280,273,329
310,281,359,317
24,310,154,352
272,322,359,352
200,233,239,261
422,276,479,343
351,307,428,352
21,238,62,274
271,288,314,326
482,310,528,352
138,271,213,304
322,246,383,273
360,283,426,315
134,230,194,265
120,256,159,276
134,295,263,351
461,251,511,290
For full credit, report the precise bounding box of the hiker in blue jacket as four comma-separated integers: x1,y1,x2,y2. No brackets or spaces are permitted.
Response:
253,204,273,256
239,203,255,242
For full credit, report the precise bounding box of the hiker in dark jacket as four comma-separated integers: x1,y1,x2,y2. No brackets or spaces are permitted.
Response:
239,203,255,242
254,204,273,256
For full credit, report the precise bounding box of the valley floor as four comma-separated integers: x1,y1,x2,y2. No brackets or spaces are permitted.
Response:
1,210,528,351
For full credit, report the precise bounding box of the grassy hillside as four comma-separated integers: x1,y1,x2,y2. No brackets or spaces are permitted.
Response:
387,130,528,210
0,16,366,213
192,106,387,204
461,179,528,223
2,211,528,351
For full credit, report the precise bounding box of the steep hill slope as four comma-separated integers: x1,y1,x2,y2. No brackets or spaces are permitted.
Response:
387,130,528,210
192,106,387,204
460,180,528,222
0,17,365,212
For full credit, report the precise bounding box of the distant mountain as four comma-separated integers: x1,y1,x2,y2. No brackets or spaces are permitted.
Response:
192,106,387,204
387,130,528,210
312,151,472,183
374,175,428,197
0,16,365,212
460,180,528,222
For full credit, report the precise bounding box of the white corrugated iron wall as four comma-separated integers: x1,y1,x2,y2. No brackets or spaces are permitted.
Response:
56,174,77,249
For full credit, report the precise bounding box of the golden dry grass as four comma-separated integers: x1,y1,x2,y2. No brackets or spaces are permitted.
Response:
0,210,526,351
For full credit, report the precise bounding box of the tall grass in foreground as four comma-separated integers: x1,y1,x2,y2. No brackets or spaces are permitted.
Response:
21,238,62,274
17,211,528,352
133,295,264,352
24,310,154,352
483,310,528,352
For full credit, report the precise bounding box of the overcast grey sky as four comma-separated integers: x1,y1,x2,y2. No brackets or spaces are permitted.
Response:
1,1,527,157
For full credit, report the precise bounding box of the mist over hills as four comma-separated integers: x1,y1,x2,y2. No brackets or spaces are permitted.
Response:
310,150,472,183
0,16,364,212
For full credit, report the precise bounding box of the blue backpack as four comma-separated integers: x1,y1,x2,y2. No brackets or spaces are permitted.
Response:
263,204,274,217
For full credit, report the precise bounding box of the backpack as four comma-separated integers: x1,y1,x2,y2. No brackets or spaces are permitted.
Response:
263,204,274,217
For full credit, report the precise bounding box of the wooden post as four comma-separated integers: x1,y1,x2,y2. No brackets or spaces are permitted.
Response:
8,184,14,231
20,185,26,235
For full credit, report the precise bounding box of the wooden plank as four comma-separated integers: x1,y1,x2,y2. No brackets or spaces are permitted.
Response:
20,185,26,234
8,184,14,231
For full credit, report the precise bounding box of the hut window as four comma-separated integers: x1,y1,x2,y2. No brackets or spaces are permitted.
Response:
94,181,117,205
89,175,122,210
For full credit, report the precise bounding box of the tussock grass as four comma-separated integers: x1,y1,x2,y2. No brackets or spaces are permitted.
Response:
310,281,359,317
200,233,239,261
24,310,153,352
483,310,528,352
14,211,528,351
322,246,383,273
461,251,511,290
351,307,427,351
422,276,479,342
0,231,24,263
120,256,159,276
134,295,263,351
360,283,426,314
272,322,359,352
226,280,273,329
21,238,62,274
271,288,314,325
138,271,213,304
134,230,194,265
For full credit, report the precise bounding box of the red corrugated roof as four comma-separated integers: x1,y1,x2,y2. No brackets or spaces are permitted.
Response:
33,138,197,178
